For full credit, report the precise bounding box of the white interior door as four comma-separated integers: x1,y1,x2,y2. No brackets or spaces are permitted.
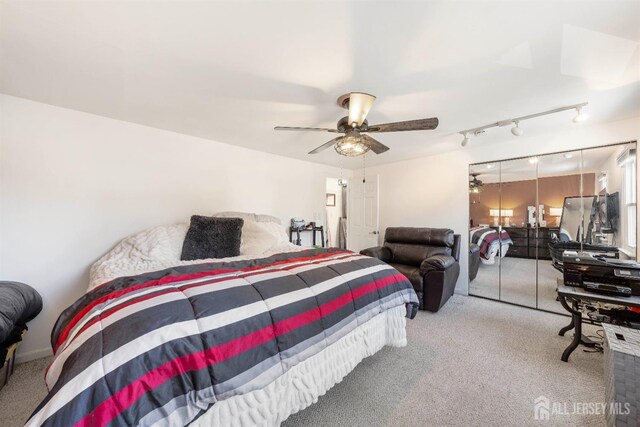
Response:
348,175,379,252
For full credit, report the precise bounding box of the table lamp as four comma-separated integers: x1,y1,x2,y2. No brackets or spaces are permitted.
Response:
489,209,513,227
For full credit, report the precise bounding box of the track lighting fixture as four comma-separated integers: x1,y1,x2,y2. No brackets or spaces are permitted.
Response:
461,133,470,147
510,121,523,136
572,106,588,123
458,102,588,147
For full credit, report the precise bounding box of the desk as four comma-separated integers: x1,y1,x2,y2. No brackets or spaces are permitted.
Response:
556,280,640,362
289,226,324,247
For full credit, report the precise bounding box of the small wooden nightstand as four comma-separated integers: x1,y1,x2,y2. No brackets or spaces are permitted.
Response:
289,226,325,247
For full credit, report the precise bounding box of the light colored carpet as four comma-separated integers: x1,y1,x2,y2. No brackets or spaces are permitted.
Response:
0,356,52,426
469,256,565,314
0,295,604,426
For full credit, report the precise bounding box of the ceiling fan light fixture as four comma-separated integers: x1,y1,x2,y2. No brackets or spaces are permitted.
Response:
334,131,370,157
511,121,523,136
347,92,376,127
276,92,438,156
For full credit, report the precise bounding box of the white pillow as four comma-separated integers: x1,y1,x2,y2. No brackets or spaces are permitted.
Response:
240,220,279,256
132,222,189,261
256,221,289,245
213,211,257,222
213,212,286,254
110,214,287,264
214,211,282,225
255,214,282,224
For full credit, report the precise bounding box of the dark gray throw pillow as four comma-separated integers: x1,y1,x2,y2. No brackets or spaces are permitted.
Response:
180,216,244,261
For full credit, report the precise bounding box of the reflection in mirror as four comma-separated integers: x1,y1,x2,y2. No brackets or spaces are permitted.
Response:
536,150,583,313
558,196,595,243
585,143,634,258
468,142,637,314
468,162,500,301
549,142,637,267
497,157,537,308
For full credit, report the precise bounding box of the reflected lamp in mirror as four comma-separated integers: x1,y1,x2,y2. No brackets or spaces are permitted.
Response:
549,207,563,226
489,209,499,227
549,207,563,217
489,209,513,227
502,209,513,226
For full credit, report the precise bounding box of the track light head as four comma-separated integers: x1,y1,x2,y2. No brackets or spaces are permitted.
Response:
511,121,523,136
461,133,470,147
573,106,588,123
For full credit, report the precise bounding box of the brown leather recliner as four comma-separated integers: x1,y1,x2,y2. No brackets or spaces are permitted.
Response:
360,227,461,312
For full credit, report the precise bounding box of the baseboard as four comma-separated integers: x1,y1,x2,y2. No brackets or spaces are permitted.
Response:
16,347,52,364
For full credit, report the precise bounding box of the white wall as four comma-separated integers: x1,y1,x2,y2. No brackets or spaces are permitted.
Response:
0,94,344,360
362,116,640,295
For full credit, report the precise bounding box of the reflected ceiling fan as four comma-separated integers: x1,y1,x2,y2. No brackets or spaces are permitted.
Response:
469,173,484,193
274,92,439,156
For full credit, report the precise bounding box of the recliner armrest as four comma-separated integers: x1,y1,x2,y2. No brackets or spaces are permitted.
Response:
360,246,392,263
469,243,480,254
419,254,457,275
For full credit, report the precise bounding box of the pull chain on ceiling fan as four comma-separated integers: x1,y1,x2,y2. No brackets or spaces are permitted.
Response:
274,92,439,157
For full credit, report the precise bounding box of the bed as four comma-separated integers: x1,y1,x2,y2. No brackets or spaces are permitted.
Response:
27,213,418,427
469,226,513,265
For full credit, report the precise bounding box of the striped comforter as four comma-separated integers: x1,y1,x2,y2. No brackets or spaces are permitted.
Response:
469,227,513,260
28,248,418,427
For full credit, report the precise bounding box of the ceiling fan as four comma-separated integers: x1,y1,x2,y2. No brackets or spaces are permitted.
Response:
274,92,439,157
469,173,484,193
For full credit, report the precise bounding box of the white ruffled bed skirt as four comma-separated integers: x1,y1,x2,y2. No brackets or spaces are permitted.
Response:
191,304,408,427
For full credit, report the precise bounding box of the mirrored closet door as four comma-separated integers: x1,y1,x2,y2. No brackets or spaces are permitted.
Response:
468,141,638,313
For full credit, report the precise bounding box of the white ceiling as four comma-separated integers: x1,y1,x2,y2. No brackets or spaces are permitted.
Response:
1,1,639,169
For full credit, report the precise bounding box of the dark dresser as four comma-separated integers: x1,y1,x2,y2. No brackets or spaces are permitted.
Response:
494,226,559,260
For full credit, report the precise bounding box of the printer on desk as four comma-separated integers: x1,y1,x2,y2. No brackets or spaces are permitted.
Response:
563,252,640,297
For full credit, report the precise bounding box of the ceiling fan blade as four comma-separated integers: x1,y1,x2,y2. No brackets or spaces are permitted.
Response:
348,92,376,127
367,117,439,133
362,135,390,155
274,126,339,132
308,137,343,154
